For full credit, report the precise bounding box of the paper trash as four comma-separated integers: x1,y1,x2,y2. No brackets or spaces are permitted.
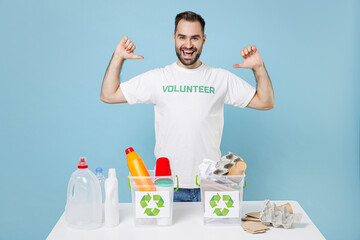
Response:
260,200,302,229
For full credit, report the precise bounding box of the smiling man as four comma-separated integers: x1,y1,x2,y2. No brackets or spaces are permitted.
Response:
100,11,274,202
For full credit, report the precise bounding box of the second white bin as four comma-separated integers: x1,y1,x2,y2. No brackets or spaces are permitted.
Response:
198,174,245,225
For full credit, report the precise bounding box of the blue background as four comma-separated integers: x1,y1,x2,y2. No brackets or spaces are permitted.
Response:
0,0,359,239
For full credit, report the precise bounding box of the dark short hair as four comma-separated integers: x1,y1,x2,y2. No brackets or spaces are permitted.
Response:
175,11,205,34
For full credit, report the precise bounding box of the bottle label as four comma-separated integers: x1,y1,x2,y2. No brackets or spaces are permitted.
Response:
135,191,171,218
204,191,240,218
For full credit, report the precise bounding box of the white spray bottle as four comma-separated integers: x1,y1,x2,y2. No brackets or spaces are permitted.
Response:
104,168,119,227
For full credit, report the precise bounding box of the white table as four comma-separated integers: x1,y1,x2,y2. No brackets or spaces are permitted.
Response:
47,201,325,240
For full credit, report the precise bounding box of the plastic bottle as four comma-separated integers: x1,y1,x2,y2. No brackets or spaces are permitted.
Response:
96,168,106,203
96,167,106,223
65,157,102,229
155,157,174,226
104,168,120,227
126,147,156,191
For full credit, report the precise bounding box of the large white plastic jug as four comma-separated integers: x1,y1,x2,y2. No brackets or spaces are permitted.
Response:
65,157,102,229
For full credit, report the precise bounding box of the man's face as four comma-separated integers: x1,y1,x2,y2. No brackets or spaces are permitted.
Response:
173,19,206,68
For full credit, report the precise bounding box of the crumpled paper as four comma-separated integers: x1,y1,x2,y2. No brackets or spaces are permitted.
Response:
198,158,217,177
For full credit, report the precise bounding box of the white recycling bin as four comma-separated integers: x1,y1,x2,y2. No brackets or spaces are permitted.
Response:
198,174,246,225
128,171,178,226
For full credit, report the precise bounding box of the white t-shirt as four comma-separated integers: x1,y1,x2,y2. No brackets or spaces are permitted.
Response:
121,62,256,188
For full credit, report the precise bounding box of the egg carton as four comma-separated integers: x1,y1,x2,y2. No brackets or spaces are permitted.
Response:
260,200,302,229
212,152,243,175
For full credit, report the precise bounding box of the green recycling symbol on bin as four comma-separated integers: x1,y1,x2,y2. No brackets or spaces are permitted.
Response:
140,193,165,216
209,193,234,216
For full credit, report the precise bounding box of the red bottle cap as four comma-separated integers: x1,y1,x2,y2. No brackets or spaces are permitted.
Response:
125,147,134,155
155,157,172,177
78,157,88,169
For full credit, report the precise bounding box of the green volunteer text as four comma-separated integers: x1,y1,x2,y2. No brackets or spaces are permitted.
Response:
162,85,215,94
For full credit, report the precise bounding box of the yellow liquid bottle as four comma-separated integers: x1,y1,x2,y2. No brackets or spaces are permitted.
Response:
126,147,156,191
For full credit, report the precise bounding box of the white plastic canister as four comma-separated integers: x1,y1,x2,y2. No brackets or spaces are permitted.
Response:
104,168,120,227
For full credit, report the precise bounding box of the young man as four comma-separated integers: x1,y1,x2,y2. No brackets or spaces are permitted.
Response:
100,11,274,202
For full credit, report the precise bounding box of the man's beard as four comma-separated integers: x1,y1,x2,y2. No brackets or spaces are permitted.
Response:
175,46,203,66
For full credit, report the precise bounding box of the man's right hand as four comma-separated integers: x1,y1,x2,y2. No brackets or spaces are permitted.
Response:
114,36,144,60
101,36,143,104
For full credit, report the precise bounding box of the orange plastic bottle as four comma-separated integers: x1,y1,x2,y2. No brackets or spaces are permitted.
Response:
126,147,156,191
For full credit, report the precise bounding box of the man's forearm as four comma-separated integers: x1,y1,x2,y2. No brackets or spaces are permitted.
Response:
100,36,143,103
100,53,124,102
253,64,275,109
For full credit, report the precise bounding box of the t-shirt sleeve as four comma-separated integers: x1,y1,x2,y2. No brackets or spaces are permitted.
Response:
120,69,159,105
224,70,256,108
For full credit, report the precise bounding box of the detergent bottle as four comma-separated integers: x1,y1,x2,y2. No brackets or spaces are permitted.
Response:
65,157,102,229
104,168,120,227
126,147,156,191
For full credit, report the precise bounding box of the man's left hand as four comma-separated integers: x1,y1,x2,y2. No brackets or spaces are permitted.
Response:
233,45,264,71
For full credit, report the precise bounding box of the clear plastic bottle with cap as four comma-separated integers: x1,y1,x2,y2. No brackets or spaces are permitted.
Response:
65,157,103,229
96,167,106,223
126,147,156,191
96,168,106,203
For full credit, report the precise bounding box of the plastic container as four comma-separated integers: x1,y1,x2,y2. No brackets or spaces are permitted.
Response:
198,174,245,225
96,168,106,203
128,170,178,226
65,157,102,229
96,167,106,223
155,157,173,226
104,168,119,227
126,147,156,191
